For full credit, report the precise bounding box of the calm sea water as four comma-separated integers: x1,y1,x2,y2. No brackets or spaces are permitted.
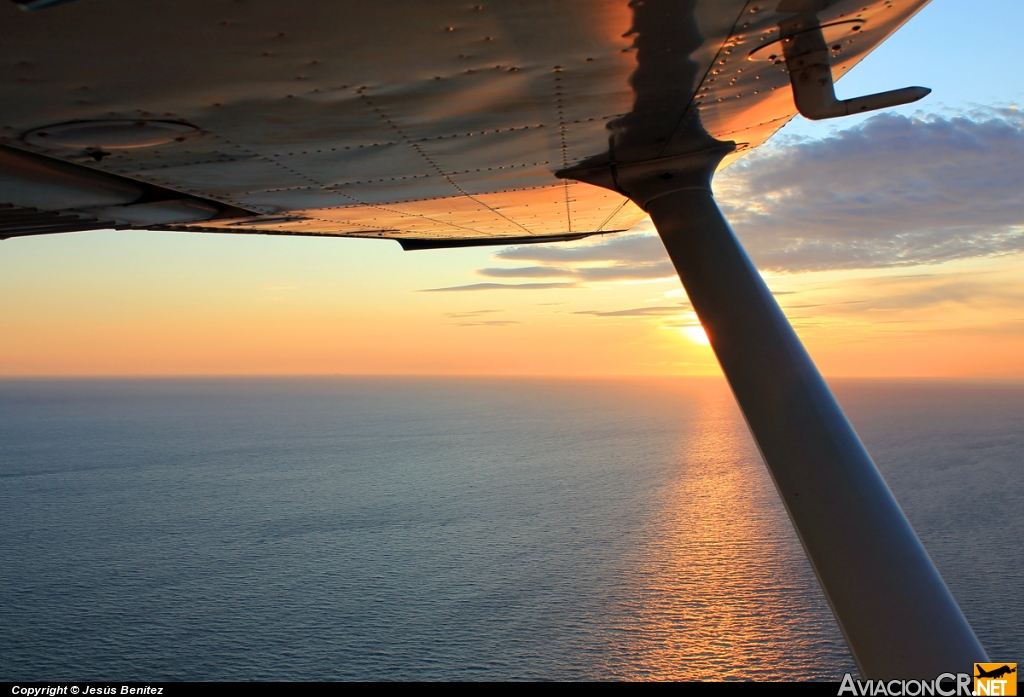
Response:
1,377,1021,681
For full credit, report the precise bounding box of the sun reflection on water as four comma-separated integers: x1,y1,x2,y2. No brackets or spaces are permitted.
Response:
609,384,854,680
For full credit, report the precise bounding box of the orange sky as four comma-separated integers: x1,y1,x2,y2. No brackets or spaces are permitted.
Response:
3,1,1024,379
2,222,1023,378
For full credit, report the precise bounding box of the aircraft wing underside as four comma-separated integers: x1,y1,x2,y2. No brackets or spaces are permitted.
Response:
1,0,927,245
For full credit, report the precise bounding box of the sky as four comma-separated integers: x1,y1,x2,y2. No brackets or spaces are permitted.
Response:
2,0,1023,378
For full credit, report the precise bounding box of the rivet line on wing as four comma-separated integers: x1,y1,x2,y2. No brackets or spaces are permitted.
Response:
552,66,574,234
201,132,334,213
358,92,535,236
658,0,757,160
206,133,481,235
595,197,630,232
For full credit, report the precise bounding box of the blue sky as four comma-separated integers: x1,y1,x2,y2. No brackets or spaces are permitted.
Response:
786,0,1022,139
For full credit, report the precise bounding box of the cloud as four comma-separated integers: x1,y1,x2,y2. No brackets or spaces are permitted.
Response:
572,304,691,317
716,108,1024,271
444,309,503,318
477,266,573,278
812,276,1024,314
420,282,576,292
495,233,667,264
442,309,521,325
477,260,676,282
476,230,675,282
570,262,675,281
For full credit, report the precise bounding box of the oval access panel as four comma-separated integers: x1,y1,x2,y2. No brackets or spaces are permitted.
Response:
23,120,200,149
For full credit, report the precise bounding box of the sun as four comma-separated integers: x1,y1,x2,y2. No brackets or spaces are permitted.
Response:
681,325,710,345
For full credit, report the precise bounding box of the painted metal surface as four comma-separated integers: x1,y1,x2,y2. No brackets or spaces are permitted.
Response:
0,143,252,235
0,203,115,237
1,0,928,241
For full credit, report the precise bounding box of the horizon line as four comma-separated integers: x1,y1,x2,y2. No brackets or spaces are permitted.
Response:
2,373,1024,383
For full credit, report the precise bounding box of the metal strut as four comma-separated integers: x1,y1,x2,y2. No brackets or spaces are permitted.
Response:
561,146,987,678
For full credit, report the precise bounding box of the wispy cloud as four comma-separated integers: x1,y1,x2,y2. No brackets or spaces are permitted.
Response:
442,309,522,325
572,304,691,317
420,282,576,292
443,309,504,318
477,266,571,278
495,234,667,264
813,276,1024,314
477,261,676,282
476,231,675,283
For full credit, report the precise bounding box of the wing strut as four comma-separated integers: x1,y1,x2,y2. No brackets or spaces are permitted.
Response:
562,146,987,678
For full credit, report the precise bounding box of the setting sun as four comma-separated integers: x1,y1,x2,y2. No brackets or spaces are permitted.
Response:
681,325,711,346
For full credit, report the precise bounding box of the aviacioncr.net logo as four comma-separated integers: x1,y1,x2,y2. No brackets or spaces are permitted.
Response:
974,663,1017,696
839,673,973,696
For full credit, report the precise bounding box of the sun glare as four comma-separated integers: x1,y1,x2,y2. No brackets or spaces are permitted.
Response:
682,325,710,345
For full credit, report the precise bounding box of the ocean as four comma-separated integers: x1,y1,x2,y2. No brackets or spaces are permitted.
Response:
1,377,1021,681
